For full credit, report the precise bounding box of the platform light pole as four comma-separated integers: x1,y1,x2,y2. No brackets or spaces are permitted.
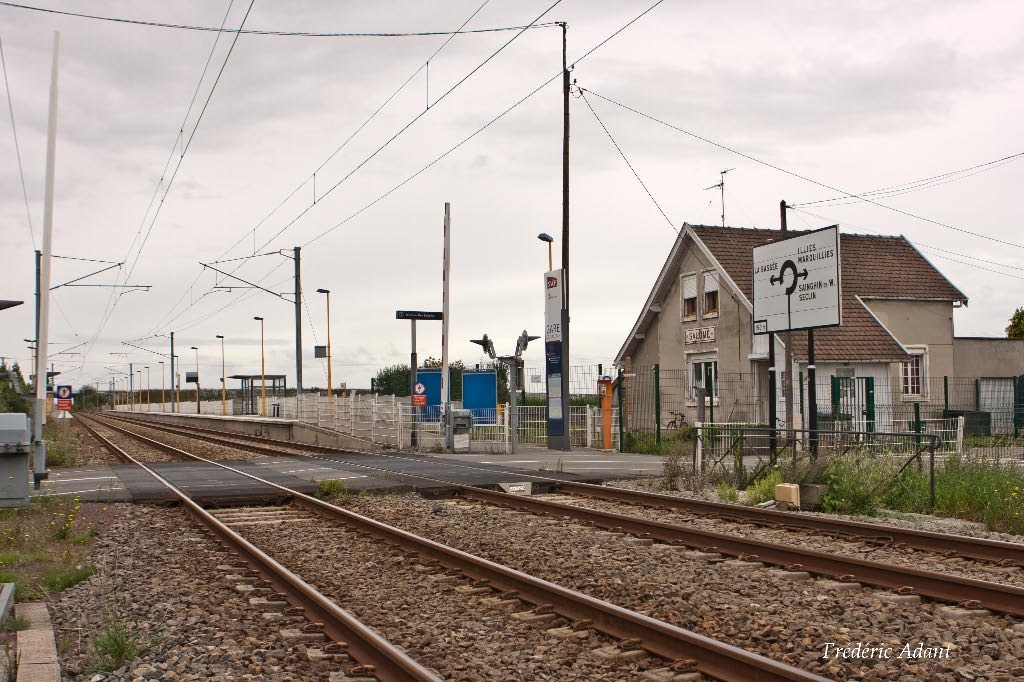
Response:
315,289,333,403
216,335,226,416
254,316,266,417
145,365,150,412
158,361,165,411
537,233,553,271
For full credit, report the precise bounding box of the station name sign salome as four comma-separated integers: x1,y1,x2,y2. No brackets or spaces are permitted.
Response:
395,310,444,321
752,225,842,335
684,326,715,344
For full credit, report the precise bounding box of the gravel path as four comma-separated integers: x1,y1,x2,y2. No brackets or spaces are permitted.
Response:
533,493,1024,588
59,416,124,466
344,492,1024,681
230,505,667,681
49,504,331,681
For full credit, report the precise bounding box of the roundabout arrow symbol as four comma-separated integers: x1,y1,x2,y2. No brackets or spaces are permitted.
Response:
770,259,809,296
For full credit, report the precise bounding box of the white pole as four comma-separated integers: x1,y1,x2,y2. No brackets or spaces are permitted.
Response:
33,32,60,486
441,202,452,451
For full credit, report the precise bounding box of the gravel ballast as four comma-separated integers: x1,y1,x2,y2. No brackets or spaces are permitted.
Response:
344,492,1024,681
49,504,331,681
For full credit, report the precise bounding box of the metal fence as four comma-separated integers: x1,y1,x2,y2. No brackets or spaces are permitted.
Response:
617,366,1024,454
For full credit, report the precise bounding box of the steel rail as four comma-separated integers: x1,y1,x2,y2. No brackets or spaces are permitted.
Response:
75,416,442,682
91,414,1024,616
105,411,1024,568
91,413,828,681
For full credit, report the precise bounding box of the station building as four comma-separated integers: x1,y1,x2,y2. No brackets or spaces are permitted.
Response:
613,224,1024,433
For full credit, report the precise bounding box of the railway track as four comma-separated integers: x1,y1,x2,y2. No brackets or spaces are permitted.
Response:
104,410,1024,568
79,413,826,682
96,412,1024,616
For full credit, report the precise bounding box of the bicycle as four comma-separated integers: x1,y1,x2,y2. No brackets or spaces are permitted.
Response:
665,410,688,430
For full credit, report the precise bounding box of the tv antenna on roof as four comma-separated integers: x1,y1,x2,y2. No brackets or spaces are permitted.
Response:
704,168,735,227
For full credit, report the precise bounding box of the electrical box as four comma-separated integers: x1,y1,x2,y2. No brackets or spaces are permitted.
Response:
451,409,474,453
0,414,30,454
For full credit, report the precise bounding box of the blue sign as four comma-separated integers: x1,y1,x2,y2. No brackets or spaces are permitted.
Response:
415,368,444,421
545,341,564,436
463,370,497,425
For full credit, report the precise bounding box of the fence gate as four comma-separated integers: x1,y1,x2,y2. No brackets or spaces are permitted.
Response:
830,376,875,432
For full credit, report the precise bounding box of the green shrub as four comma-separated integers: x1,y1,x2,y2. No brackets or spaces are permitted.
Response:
716,481,739,502
744,469,782,506
662,451,683,491
315,479,349,502
89,620,147,673
820,457,896,516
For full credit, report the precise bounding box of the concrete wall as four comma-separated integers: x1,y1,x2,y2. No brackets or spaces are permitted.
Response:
861,299,955,378
954,338,1024,377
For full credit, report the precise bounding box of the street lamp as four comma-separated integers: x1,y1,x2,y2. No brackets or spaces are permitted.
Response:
190,346,200,414
136,369,142,412
216,335,226,416
145,365,150,413
537,233,554,271
158,361,165,411
254,317,266,417
315,289,333,406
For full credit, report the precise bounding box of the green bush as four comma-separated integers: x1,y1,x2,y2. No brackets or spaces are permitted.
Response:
716,481,739,502
744,469,782,506
315,479,349,502
821,457,896,516
885,454,1024,534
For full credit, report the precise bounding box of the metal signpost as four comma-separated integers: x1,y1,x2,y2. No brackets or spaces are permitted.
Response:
396,310,443,448
544,269,569,450
753,225,842,455
472,332,538,454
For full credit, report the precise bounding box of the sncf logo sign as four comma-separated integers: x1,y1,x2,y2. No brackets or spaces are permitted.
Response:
546,276,559,289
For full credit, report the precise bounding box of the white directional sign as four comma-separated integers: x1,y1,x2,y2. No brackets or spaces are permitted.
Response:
752,225,842,334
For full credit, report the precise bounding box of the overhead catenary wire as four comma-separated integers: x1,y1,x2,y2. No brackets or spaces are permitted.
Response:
0,1,559,38
0,34,34,249
135,0,668,357
579,87,676,233
82,0,254,359
791,152,1024,208
144,0,524,337
303,0,669,248
579,87,1024,252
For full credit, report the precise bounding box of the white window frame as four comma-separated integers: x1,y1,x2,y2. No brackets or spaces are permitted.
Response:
688,352,719,403
702,269,720,319
680,272,698,322
900,346,928,400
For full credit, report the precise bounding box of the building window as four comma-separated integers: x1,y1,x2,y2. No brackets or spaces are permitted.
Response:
901,351,925,397
703,270,719,317
691,359,718,399
681,273,697,320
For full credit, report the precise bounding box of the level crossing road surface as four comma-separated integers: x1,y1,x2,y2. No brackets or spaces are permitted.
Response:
38,446,648,503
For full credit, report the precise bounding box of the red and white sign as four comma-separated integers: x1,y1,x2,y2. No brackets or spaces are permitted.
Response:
412,395,427,407
57,398,73,411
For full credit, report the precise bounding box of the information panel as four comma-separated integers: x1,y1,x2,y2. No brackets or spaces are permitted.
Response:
544,269,565,433
752,225,842,334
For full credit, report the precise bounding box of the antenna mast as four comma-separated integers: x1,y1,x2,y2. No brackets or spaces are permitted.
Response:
704,168,735,227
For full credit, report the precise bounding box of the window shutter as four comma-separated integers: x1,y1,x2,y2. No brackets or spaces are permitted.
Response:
682,274,696,299
703,271,719,294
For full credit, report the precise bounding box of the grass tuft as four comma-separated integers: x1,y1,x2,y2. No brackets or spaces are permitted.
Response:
716,481,739,503
88,620,147,673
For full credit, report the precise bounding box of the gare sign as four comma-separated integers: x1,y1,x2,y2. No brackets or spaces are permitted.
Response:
684,326,715,344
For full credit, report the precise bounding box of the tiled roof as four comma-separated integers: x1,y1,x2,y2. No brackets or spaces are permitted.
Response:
687,224,968,362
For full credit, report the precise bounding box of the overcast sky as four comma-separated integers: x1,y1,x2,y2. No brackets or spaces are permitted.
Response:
2,0,1022,395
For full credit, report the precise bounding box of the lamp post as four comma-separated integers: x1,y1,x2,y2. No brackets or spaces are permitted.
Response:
537,233,553,271
158,361,165,411
216,335,226,416
136,369,142,411
190,346,200,414
316,289,333,409
145,365,150,412
254,316,266,417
